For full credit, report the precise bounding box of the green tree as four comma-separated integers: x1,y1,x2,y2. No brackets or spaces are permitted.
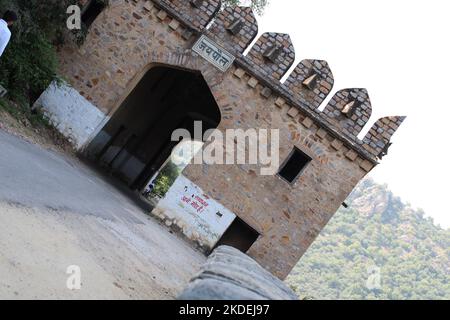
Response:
151,162,181,198
0,0,80,102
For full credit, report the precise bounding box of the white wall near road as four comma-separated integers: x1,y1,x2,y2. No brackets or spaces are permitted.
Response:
34,81,107,149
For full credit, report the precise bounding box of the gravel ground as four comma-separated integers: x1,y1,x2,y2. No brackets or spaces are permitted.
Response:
0,129,205,299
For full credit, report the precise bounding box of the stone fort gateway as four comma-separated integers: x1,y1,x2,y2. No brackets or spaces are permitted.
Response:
35,0,405,279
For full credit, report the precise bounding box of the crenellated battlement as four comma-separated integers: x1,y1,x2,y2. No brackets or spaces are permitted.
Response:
152,0,222,31
150,0,405,164
363,116,406,158
207,6,258,55
284,59,334,111
245,32,296,81
323,88,372,141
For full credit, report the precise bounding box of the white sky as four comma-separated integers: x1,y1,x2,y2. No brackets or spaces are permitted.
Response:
246,0,450,228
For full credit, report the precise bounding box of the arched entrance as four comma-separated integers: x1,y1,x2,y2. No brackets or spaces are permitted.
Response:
86,66,221,193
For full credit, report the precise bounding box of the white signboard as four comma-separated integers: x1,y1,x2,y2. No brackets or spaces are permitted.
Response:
153,175,236,249
192,35,235,72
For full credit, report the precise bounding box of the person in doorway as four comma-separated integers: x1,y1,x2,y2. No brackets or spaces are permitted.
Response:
0,10,18,57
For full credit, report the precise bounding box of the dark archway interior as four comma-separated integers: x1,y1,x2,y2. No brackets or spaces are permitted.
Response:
82,0,106,28
87,66,221,191
214,217,260,254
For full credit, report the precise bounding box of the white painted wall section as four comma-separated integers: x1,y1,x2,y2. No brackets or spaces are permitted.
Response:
153,175,236,250
34,81,107,149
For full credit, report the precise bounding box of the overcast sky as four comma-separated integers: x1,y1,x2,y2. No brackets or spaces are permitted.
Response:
245,0,450,228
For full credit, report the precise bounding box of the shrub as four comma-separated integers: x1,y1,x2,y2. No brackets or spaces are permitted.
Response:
0,0,77,103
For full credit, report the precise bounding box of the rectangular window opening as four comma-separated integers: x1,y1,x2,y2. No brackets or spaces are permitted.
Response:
278,148,311,184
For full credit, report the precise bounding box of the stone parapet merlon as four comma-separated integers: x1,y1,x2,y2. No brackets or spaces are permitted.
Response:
150,0,405,164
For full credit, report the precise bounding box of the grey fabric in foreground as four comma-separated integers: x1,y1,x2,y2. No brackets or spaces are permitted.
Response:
178,246,298,300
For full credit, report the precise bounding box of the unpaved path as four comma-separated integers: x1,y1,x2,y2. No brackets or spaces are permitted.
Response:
0,129,205,299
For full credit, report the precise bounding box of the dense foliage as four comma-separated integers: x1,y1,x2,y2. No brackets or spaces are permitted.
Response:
286,179,450,300
0,0,83,103
151,161,182,198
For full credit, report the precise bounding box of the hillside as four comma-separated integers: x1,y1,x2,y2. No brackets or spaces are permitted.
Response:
286,179,450,300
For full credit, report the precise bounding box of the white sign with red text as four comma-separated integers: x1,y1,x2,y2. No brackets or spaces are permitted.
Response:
153,175,236,249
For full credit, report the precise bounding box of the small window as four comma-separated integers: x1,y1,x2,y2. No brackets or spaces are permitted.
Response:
82,0,106,28
278,148,311,183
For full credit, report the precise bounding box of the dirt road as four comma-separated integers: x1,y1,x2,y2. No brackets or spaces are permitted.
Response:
0,130,205,299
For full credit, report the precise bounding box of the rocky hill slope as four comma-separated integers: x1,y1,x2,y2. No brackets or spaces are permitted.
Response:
286,179,450,300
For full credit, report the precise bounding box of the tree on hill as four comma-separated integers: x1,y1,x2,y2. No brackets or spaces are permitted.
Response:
286,179,450,300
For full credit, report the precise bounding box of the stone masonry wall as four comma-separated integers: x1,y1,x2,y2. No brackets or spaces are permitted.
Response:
183,65,369,277
49,0,405,279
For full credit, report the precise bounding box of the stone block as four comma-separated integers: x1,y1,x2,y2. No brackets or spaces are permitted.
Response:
261,87,272,99
331,139,343,150
157,10,167,21
360,159,374,172
181,29,193,41
33,81,107,150
275,97,285,108
317,128,327,139
248,77,259,88
233,68,246,79
345,150,358,161
168,19,180,30
287,107,299,118
302,117,313,129
143,2,154,12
